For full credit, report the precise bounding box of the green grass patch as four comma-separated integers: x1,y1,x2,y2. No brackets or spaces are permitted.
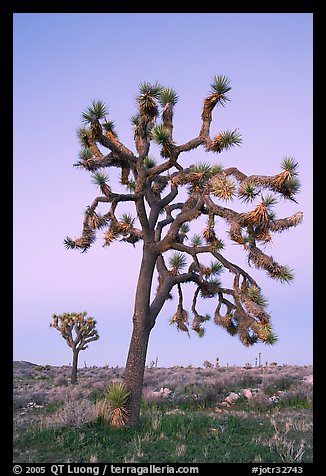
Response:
13,407,303,463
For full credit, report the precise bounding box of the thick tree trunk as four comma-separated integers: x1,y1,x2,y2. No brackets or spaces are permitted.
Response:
124,245,157,427
124,321,151,426
71,348,79,385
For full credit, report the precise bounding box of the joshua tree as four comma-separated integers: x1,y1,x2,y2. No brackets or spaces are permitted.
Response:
50,312,99,384
203,360,214,369
64,75,303,425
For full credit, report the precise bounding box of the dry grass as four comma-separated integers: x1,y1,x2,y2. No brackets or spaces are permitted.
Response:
13,361,313,463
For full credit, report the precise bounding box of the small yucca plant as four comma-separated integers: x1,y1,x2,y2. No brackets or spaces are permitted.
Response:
106,383,130,427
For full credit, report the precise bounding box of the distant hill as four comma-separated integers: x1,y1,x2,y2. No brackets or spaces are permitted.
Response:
13,361,38,369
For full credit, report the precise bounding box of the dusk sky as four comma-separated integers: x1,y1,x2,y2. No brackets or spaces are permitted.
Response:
13,13,313,368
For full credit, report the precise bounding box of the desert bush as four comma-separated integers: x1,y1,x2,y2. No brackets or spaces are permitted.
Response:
260,374,297,395
52,399,96,427
94,399,110,423
142,386,160,404
47,384,89,404
26,390,48,406
248,391,273,409
54,376,68,386
277,387,312,408
13,394,32,410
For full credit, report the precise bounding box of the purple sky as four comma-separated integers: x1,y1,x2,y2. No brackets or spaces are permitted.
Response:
13,13,313,368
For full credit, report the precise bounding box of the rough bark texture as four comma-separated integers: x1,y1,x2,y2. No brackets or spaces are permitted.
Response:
123,246,157,426
124,321,151,426
71,348,79,385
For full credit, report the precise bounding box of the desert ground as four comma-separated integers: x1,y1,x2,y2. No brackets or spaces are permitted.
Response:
13,361,313,463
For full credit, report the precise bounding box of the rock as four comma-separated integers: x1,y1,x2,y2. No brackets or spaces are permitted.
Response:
162,387,172,397
302,375,313,385
225,392,240,404
150,387,172,398
269,395,280,403
220,401,230,407
242,388,253,400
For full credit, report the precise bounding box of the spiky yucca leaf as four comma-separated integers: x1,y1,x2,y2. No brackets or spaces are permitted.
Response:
91,171,111,196
82,100,108,124
73,233,96,252
91,171,109,187
130,114,139,127
105,383,130,427
267,265,294,283
118,213,135,232
139,81,163,98
150,123,174,157
76,127,91,148
180,223,190,234
208,129,242,153
264,329,279,345
169,252,187,275
79,147,93,161
191,162,213,179
85,208,107,230
211,175,236,201
238,181,259,203
199,278,221,298
202,225,216,244
210,163,224,175
192,162,211,173
103,228,119,247
106,383,130,409
63,236,77,250
126,180,136,192
281,156,299,175
244,195,276,225
119,212,134,225
150,124,171,144
138,94,158,117
159,87,179,106
137,81,162,118
190,234,203,247
102,120,117,135
194,327,206,337
277,176,301,202
210,75,231,96
215,238,225,251
170,306,189,333
258,324,278,345
209,261,224,275
244,286,268,307
283,177,301,194
143,156,157,169
262,194,278,208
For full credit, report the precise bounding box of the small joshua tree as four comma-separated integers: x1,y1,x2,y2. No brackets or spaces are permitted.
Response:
50,311,99,384
65,74,303,425
203,360,214,369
